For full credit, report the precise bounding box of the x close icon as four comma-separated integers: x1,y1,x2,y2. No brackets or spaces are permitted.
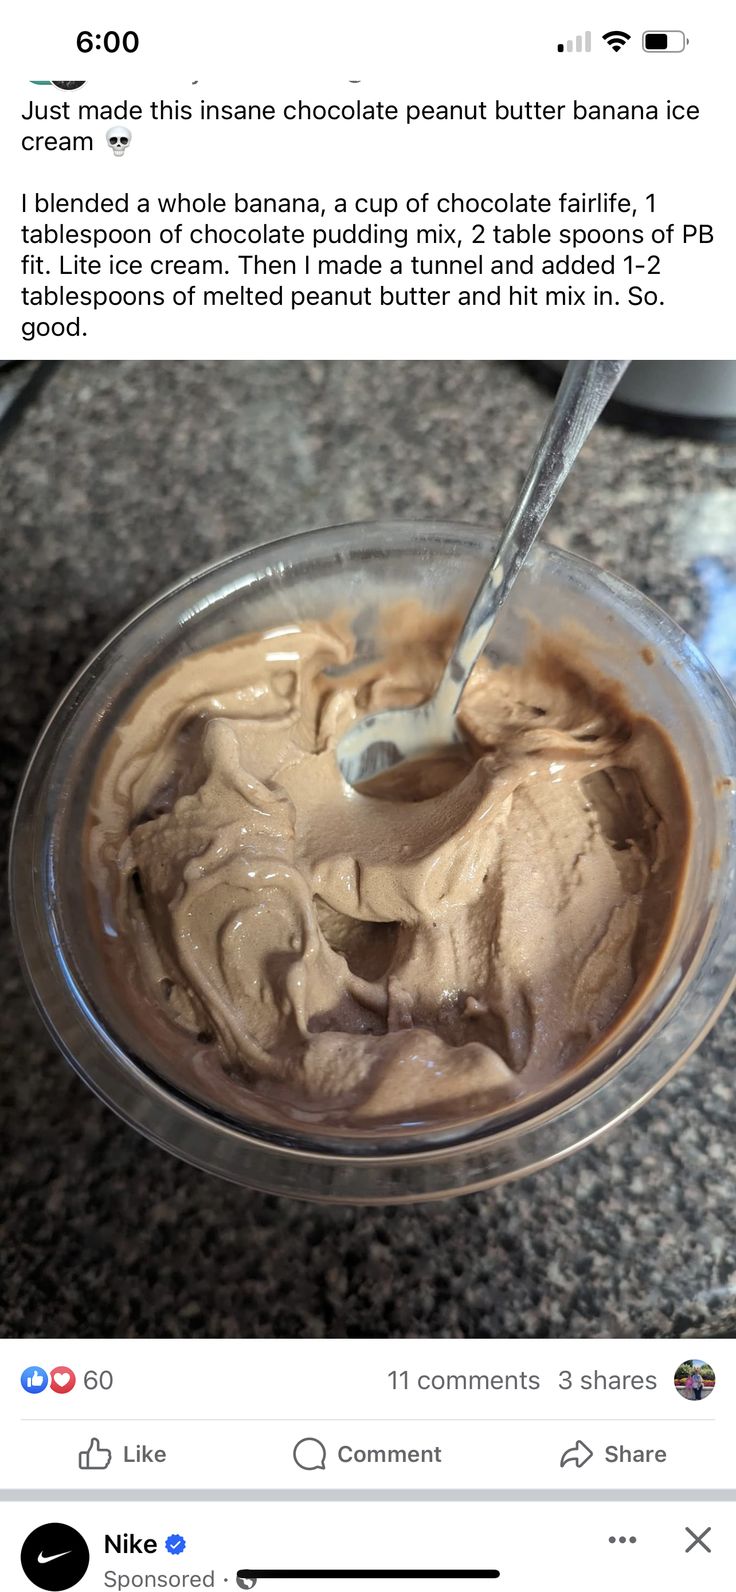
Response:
685,1526,712,1554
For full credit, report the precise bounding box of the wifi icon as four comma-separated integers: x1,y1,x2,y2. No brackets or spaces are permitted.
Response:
603,29,631,51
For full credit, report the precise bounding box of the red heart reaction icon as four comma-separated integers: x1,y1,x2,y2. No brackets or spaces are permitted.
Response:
50,1366,76,1394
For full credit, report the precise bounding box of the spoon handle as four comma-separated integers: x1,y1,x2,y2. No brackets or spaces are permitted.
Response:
440,359,630,716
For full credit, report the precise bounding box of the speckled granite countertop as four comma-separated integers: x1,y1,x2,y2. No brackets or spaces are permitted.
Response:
2,360,735,1338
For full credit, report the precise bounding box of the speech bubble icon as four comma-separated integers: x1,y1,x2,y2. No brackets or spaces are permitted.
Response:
293,1437,327,1471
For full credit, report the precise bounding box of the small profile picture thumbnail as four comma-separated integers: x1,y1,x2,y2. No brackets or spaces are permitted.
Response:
674,1357,715,1403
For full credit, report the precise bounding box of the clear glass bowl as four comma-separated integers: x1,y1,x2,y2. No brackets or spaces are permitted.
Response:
10,523,736,1202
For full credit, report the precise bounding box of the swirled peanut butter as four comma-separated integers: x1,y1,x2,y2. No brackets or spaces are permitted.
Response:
87,604,690,1128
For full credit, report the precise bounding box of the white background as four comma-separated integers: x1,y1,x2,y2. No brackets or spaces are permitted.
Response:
1,1,735,357
3,1336,732,1588
4,1500,734,1592
2,1340,729,1491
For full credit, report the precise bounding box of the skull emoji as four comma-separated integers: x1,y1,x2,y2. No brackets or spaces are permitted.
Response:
106,125,132,157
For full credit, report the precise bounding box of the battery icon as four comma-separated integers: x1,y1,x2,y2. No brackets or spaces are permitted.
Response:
642,30,689,50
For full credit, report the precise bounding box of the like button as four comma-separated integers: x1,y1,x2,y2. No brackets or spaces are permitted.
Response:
21,1366,49,1394
79,1437,112,1470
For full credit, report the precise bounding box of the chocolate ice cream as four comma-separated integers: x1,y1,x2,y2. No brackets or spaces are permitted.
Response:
87,604,691,1127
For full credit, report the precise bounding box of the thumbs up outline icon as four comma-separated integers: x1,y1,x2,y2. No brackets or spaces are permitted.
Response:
79,1437,112,1469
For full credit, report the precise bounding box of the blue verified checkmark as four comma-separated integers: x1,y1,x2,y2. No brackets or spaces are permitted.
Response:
166,1534,186,1556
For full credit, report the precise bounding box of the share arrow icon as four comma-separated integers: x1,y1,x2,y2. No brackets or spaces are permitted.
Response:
560,1438,594,1469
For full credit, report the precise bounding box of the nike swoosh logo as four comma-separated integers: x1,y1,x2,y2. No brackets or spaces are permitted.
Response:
38,1550,72,1563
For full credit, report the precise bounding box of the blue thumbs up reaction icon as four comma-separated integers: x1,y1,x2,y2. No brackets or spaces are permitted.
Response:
21,1366,49,1393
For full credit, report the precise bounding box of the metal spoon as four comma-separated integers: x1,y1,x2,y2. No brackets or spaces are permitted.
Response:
337,358,630,789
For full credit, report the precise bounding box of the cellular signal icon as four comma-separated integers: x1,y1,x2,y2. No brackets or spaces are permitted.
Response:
602,29,631,50
557,31,592,51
